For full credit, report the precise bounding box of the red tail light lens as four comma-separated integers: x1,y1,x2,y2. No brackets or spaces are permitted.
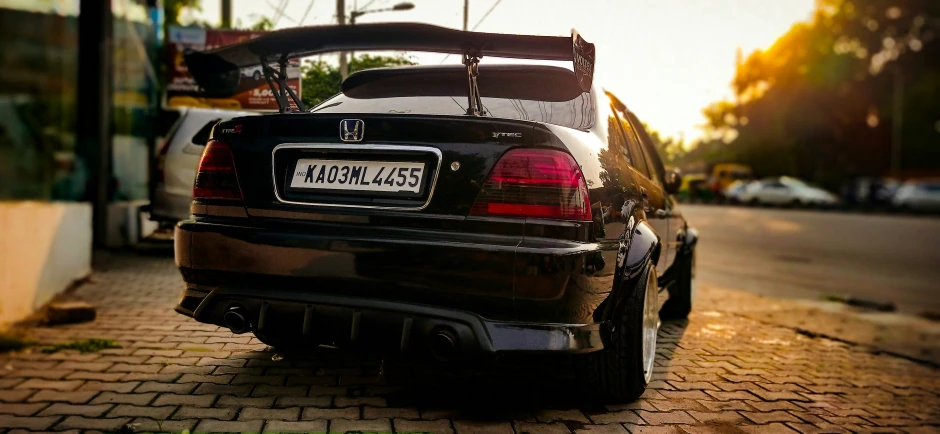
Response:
470,148,592,221
193,140,243,201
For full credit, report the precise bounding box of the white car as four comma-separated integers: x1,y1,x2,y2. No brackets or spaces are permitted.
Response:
891,180,940,213
741,177,839,207
723,180,755,204
150,107,258,224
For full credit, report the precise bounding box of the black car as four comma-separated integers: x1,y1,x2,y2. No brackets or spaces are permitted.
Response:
175,23,697,402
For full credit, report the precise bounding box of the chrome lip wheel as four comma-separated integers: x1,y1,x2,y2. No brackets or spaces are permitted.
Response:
641,270,660,384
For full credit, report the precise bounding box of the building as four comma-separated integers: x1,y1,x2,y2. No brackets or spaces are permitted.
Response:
0,0,159,326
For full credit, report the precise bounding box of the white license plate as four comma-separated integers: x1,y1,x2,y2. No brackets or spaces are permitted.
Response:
289,158,426,194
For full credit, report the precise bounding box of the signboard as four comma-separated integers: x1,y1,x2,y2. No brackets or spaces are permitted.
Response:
166,26,301,111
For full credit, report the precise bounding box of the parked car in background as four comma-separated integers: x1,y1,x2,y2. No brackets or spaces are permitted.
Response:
740,177,839,207
150,107,258,225
891,179,940,213
723,180,754,204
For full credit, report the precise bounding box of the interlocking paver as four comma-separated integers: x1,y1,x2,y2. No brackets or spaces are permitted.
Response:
329,418,392,433
26,390,95,404
76,380,139,392
239,406,301,420
192,382,252,396
636,410,696,425
65,371,126,382
54,415,132,430
36,403,112,417
152,393,216,407
194,419,264,432
573,424,629,434
393,419,454,434
273,395,330,408
1,254,938,434
363,406,420,420
263,420,328,433
302,407,359,420
513,421,571,434
128,417,198,432
0,402,49,416
172,405,237,420
535,409,591,423
0,390,33,403
89,392,156,405
0,414,60,430
13,379,83,391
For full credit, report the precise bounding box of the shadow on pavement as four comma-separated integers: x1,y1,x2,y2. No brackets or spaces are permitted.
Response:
232,319,691,419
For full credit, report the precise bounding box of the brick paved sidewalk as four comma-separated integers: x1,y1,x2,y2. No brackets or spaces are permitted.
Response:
1,253,938,433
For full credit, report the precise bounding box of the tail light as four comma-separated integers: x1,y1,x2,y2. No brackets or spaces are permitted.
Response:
193,140,243,201
470,148,591,221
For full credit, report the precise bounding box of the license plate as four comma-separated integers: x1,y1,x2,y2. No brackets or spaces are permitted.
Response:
289,158,426,194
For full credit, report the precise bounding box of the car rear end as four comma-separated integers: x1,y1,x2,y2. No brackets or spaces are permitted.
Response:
175,66,607,358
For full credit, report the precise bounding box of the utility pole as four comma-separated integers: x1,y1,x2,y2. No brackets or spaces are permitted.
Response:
463,0,469,31
221,0,232,28
77,0,113,248
338,0,348,80
890,66,904,177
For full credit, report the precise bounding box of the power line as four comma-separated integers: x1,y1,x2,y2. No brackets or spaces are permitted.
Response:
439,0,502,64
298,0,316,25
472,0,501,31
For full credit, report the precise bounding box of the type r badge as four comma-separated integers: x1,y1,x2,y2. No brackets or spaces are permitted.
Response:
340,119,364,142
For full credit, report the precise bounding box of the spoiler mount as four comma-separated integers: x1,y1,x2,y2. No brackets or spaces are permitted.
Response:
261,56,306,113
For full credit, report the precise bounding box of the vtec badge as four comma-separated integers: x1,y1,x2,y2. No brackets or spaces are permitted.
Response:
340,119,365,142
221,124,242,134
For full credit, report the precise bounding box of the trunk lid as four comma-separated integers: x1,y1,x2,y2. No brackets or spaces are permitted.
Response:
216,113,537,224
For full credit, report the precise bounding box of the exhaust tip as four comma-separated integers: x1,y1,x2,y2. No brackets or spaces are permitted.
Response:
223,307,250,334
429,328,458,361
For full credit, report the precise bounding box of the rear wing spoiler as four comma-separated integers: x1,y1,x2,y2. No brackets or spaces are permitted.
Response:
184,22,595,114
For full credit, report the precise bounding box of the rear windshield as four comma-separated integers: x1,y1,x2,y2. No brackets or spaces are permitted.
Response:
310,65,597,131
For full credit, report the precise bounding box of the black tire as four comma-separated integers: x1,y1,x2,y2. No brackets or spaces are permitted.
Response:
579,260,656,403
252,70,261,80
660,251,693,320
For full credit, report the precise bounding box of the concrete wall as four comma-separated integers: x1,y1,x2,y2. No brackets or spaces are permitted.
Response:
0,202,92,327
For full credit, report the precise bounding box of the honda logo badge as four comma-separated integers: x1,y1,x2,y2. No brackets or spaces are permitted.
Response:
340,119,364,142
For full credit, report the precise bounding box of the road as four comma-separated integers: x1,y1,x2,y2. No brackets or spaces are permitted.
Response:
681,205,940,315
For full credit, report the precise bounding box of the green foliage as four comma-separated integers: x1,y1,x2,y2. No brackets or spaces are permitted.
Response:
41,338,121,354
694,0,940,186
641,122,687,166
301,54,417,108
248,15,275,31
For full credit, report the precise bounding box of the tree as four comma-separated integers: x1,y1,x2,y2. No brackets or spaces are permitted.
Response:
247,15,274,31
641,122,687,167
163,0,202,39
301,54,417,108
695,0,940,187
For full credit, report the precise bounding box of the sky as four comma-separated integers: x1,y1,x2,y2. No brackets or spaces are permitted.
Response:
194,0,816,142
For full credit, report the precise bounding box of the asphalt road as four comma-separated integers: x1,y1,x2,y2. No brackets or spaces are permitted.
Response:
681,204,940,315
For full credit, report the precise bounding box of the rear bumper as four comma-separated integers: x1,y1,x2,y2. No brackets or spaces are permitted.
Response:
175,219,609,353
176,286,604,354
